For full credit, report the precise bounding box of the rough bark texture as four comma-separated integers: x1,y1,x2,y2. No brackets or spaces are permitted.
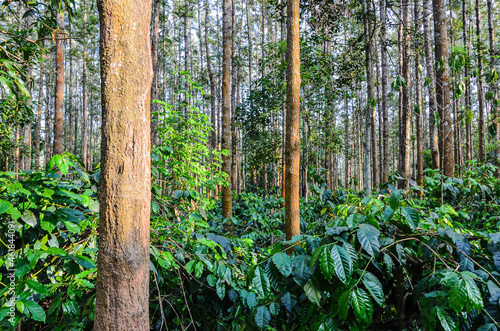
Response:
94,0,153,329
53,11,65,156
487,0,499,176
285,0,301,246
206,0,216,153
424,0,439,169
476,0,485,163
399,0,411,187
221,0,233,218
82,0,88,168
433,0,454,176
151,0,160,146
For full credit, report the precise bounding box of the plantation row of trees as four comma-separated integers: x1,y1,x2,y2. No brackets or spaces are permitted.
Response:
2,0,499,196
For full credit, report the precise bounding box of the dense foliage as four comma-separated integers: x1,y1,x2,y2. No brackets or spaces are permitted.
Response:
2,153,500,330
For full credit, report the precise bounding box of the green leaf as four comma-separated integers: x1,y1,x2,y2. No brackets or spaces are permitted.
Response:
436,307,457,331
389,190,403,210
304,280,321,307
362,272,384,307
292,255,312,286
25,280,48,296
448,278,467,313
338,290,351,320
55,155,69,174
216,279,225,299
252,266,270,298
254,306,271,328
401,207,419,229
281,292,296,313
462,273,483,312
272,252,292,277
351,288,373,325
319,246,335,281
0,199,13,214
64,220,81,234
331,245,352,284
246,292,257,309
206,274,216,287
24,301,46,322
357,224,380,258
21,210,37,227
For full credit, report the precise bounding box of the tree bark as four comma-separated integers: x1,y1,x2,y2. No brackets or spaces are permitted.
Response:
476,0,486,163
35,42,44,170
399,0,411,187
82,0,88,168
221,0,233,218
151,0,160,146
285,0,301,247
424,0,439,169
361,0,373,193
53,10,65,156
463,0,472,162
415,0,423,193
380,0,389,183
433,0,454,176
94,0,153,329
487,0,499,176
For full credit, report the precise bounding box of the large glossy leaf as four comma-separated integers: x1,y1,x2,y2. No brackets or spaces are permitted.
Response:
362,272,384,307
462,272,483,311
252,266,270,298
351,288,373,325
24,301,46,322
357,224,380,258
319,246,335,281
254,306,271,328
389,190,403,210
272,252,292,277
331,245,352,284
304,280,321,307
338,290,351,320
281,292,296,313
436,307,457,331
401,207,419,229
292,255,312,286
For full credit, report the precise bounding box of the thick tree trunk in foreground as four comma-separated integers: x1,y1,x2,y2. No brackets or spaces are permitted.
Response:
221,0,233,218
53,11,65,156
285,0,301,246
433,0,454,176
94,0,153,329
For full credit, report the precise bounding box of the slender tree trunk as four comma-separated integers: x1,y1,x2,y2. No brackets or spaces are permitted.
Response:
35,42,45,170
415,0,423,193
82,0,88,168
94,0,153,329
463,0,472,162
380,0,389,183
221,0,233,218
487,0,499,176
53,10,65,156
285,0,301,247
399,0,411,187
476,0,486,163
424,0,440,169
22,69,32,170
206,0,216,154
433,0,454,176
361,0,373,194
151,0,160,146
344,96,350,187
68,22,73,154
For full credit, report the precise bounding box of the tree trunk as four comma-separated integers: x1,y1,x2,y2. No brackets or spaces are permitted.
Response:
82,0,88,168
476,0,485,163
415,0,423,193
433,0,454,176
487,0,499,176
151,0,160,146
361,0,373,194
424,0,439,169
53,10,65,156
463,0,472,162
221,0,233,218
399,0,411,187
94,0,153,329
380,0,389,183
35,42,44,170
68,22,73,154
285,0,301,247
206,0,216,154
